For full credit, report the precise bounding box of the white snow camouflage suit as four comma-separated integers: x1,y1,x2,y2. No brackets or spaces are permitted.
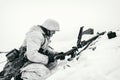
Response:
20,25,57,80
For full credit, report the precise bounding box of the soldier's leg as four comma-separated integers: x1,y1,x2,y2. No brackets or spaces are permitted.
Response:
21,64,51,80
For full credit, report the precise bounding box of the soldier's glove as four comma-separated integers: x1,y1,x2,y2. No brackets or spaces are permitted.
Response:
55,52,65,60
48,54,55,63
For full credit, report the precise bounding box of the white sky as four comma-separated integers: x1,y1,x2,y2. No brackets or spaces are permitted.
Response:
0,0,120,51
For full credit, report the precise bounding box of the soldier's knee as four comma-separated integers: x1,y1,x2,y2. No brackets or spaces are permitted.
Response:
21,64,51,80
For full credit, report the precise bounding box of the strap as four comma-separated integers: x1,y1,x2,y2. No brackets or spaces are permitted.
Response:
41,33,46,47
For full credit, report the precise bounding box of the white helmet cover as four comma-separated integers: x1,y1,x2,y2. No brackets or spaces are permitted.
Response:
42,19,60,31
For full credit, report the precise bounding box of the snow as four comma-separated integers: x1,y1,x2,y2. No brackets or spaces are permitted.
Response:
0,29,120,80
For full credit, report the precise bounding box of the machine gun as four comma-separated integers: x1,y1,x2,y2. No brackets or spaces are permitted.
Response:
54,26,106,61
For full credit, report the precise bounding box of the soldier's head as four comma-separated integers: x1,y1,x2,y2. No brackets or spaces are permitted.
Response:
41,19,60,37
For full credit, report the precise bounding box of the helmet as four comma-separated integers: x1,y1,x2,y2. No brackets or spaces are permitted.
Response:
42,19,60,31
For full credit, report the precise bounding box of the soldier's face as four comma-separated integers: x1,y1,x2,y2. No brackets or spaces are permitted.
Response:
49,31,55,37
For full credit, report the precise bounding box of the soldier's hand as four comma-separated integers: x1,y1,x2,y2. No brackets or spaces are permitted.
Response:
48,54,55,63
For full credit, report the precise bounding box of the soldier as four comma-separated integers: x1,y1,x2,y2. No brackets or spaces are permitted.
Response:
18,19,62,80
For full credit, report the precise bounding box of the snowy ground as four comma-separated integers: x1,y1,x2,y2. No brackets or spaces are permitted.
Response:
0,29,120,80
